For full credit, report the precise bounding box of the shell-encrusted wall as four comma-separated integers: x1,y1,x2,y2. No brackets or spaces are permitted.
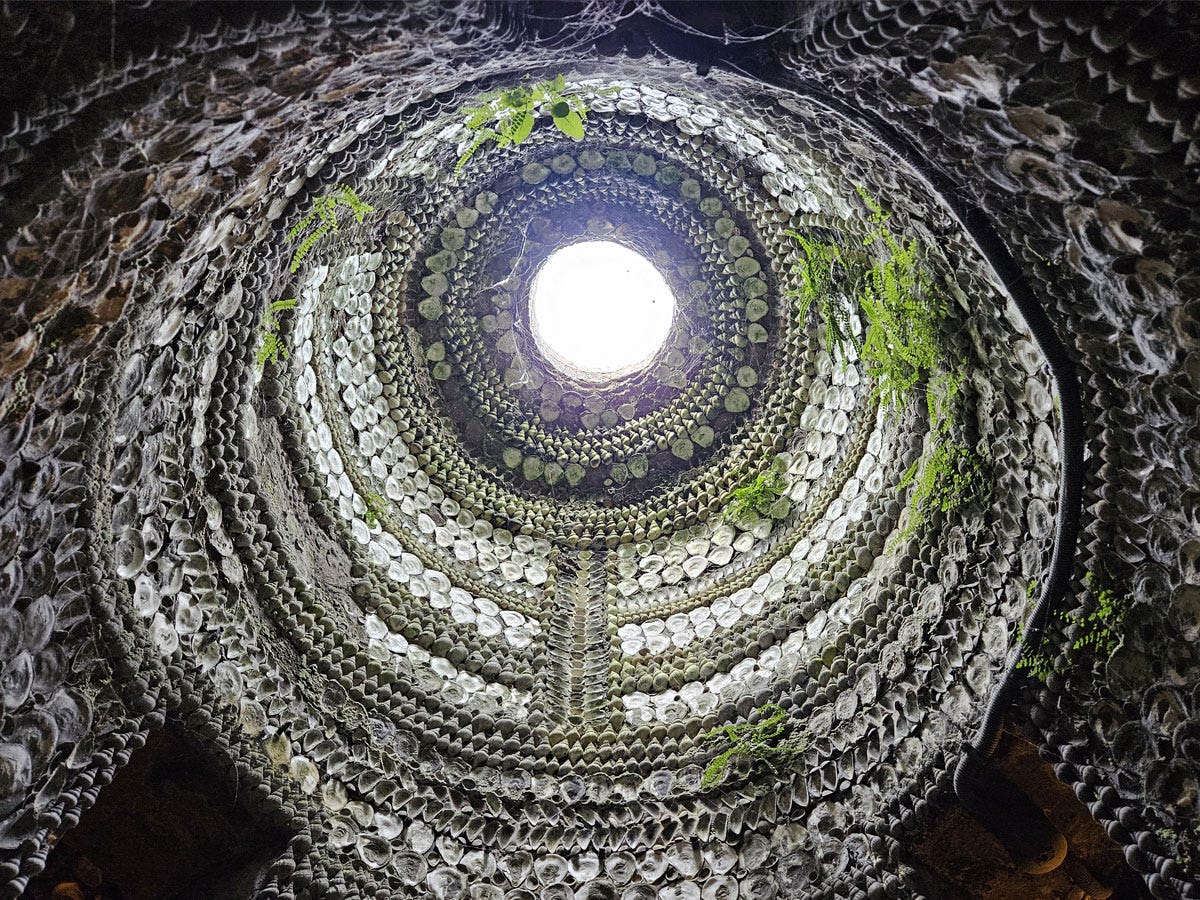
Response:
0,3,1197,899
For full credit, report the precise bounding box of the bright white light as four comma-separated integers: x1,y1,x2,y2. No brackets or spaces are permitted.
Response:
530,241,675,380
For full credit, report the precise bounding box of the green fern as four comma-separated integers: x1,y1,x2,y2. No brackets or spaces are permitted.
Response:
897,438,982,535
1015,575,1055,681
1016,571,1129,683
256,298,297,370
455,75,616,175
1015,645,1055,683
457,127,502,175
725,458,789,524
783,230,860,362
854,187,944,412
288,185,374,272
924,368,963,437
1070,575,1126,658
363,491,387,528
785,189,943,408
894,367,982,537
700,703,806,790
788,187,987,539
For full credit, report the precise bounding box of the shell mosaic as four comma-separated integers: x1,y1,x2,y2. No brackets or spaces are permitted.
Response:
0,3,1198,899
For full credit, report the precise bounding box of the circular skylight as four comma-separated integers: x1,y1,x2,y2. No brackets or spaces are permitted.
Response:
530,241,676,380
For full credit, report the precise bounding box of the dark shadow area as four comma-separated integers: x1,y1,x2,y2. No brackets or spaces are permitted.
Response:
27,726,293,900
905,730,1153,900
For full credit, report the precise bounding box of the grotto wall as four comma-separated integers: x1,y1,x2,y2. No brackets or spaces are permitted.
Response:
0,2,1197,899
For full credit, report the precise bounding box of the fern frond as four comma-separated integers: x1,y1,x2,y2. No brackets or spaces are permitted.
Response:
502,109,534,146
286,187,374,273
256,332,287,370
465,103,495,129
784,229,861,363
453,75,606,176
896,437,983,540
287,211,319,242
700,703,805,790
290,223,330,273
456,127,501,174
255,297,297,371
725,461,789,524
334,186,374,222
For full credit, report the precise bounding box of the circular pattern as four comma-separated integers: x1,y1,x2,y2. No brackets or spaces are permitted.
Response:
5,66,1057,897
92,69,1051,896
9,4,1197,899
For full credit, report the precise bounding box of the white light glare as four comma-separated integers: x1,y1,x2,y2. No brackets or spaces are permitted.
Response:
530,241,676,380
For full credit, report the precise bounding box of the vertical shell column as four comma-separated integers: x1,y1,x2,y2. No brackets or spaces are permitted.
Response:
539,549,614,731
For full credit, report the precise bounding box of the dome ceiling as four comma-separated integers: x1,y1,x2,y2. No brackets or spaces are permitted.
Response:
0,3,1198,900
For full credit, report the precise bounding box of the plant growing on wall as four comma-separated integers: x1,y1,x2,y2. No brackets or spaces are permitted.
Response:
256,298,297,370
789,187,984,538
455,75,613,175
784,230,859,361
287,185,374,272
1017,571,1130,682
897,438,982,536
1069,575,1128,658
790,188,946,408
854,189,944,413
895,369,984,539
700,702,807,790
257,183,374,371
363,491,388,527
725,457,789,524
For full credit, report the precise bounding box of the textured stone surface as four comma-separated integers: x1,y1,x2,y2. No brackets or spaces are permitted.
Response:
0,2,1196,898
